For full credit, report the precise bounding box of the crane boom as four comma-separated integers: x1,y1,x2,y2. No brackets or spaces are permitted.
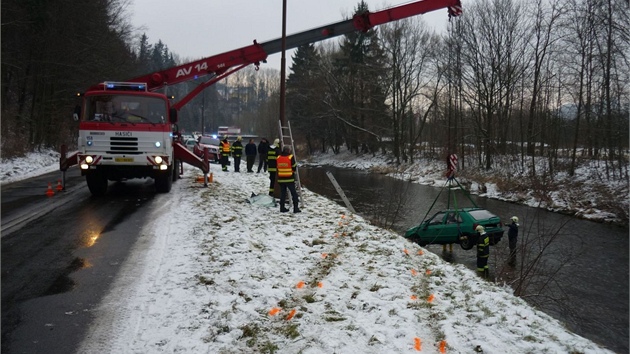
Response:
124,0,461,109
63,0,462,195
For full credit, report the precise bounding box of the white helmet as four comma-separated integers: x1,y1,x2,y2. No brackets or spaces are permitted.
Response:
237,136,242,141
475,225,485,232
511,216,519,223
273,138,280,145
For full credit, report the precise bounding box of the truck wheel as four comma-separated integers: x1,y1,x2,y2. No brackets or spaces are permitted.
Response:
172,160,180,182
86,170,108,196
155,167,173,193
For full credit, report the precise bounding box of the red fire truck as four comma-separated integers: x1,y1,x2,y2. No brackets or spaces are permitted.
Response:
61,0,462,196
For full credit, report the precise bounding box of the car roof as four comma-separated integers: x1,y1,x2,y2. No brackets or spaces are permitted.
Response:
199,137,220,144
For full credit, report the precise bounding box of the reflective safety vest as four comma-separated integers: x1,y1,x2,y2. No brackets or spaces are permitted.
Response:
477,232,490,258
221,141,230,154
276,154,295,182
267,146,279,172
231,141,243,157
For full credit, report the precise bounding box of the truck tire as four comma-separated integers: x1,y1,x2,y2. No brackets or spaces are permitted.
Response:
172,160,180,182
155,167,173,193
86,170,108,197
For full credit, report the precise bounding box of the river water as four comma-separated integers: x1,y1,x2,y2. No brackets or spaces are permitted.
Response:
300,166,629,354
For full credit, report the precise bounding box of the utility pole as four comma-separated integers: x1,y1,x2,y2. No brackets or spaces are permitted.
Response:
279,0,287,128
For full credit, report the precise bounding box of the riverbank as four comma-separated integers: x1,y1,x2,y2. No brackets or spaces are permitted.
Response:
0,152,616,353
304,150,629,227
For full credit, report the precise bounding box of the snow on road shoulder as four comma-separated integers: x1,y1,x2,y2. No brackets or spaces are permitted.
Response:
76,165,611,354
0,149,60,185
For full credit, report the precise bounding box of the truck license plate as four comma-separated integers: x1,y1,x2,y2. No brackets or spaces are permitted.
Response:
115,157,134,162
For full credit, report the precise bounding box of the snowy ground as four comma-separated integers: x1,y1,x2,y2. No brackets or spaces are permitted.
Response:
0,150,617,353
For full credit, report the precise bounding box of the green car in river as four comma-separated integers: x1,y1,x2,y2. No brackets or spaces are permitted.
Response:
404,207,504,250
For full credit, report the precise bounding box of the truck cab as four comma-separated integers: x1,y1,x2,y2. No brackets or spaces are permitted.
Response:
76,82,178,195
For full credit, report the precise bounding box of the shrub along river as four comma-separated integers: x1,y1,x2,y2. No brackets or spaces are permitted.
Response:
300,166,628,354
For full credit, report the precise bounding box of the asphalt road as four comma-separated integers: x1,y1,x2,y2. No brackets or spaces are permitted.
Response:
1,168,161,354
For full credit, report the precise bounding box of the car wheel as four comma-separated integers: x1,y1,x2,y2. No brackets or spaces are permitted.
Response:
459,233,475,250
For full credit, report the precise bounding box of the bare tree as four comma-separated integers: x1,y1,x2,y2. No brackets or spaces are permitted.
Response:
381,17,441,164
456,0,529,171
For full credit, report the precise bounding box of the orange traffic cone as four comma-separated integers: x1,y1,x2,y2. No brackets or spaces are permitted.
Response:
46,183,55,197
56,179,63,192
208,173,213,183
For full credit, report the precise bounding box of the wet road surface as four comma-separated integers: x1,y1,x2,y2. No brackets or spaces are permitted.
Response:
1,169,161,354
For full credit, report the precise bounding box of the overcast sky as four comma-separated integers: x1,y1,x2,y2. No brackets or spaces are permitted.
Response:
130,0,455,71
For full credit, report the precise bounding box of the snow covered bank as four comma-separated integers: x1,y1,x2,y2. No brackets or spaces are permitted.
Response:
74,166,610,353
0,151,616,353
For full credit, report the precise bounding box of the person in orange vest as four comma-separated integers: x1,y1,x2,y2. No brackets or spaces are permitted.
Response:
276,145,301,213
266,139,280,196
220,136,230,172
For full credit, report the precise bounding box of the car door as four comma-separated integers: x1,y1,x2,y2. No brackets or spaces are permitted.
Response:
419,211,447,243
436,211,462,241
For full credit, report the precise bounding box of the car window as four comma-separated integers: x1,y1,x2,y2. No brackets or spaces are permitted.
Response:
445,212,462,224
428,212,446,225
468,209,497,220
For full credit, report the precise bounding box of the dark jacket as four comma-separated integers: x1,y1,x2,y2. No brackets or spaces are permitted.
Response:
231,140,243,157
508,222,519,240
258,140,269,155
266,144,280,172
477,232,490,258
245,142,257,156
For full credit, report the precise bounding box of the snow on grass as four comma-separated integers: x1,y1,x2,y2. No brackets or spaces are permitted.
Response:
74,165,612,354
1,150,617,353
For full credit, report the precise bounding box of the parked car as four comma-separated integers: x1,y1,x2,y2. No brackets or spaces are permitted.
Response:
404,207,504,250
193,136,222,163
184,138,197,151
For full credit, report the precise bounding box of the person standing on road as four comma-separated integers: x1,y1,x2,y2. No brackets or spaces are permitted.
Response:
245,138,257,173
476,225,490,278
508,216,519,264
267,139,280,196
276,146,301,213
220,136,230,172
257,138,269,173
231,136,243,172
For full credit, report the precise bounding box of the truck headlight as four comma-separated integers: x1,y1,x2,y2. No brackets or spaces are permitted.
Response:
154,156,163,164
155,141,161,148
85,156,93,163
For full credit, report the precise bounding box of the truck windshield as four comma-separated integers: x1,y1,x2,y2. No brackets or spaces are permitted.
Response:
84,94,167,124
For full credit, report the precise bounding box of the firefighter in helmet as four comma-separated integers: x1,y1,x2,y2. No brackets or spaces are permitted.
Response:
231,136,243,172
276,146,301,213
476,225,490,278
266,139,281,196
508,216,519,264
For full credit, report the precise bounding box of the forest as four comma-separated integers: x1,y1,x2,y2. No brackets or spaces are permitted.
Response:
2,0,629,185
